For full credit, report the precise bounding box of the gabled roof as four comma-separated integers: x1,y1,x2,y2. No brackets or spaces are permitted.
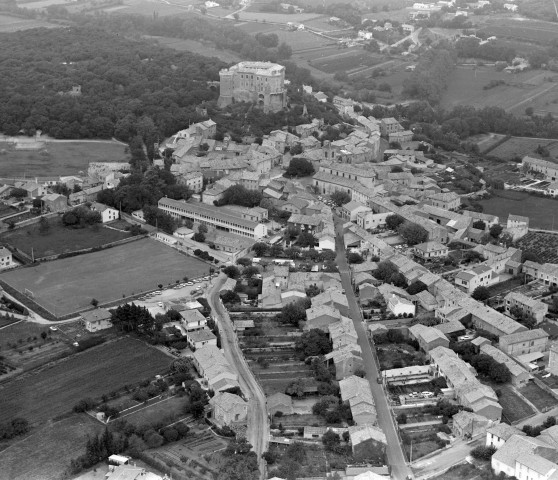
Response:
487,423,525,441
209,391,246,412
499,328,548,345
349,425,387,446
81,308,111,322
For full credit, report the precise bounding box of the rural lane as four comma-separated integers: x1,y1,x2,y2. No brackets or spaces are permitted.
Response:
334,216,412,480
207,274,268,479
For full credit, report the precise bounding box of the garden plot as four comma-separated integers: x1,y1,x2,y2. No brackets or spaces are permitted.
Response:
517,232,558,263
520,382,558,412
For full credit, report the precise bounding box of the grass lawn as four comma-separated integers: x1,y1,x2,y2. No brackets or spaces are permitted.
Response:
0,140,129,177
0,414,103,480
0,218,130,258
0,315,20,328
0,321,52,350
478,191,558,230
121,395,188,427
0,337,170,426
1,238,209,316
495,385,535,423
520,382,558,412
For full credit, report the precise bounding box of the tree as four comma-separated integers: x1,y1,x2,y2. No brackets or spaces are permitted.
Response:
396,413,408,424
306,284,322,298
285,378,305,397
391,166,404,173
385,214,405,231
348,252,364,264
279,300,307,326
233,12,239,20
407,281,427,295
243,266,260,279
471,445,496,460
91,298,99,308
11,188,27,199
193,232,205,243
295,329,332,358
297,232,316,248
489,224,503,239
237,257,252,267
277,42,292,59
398,222,428,246
145,432,164,448
252,242,268,257
322,430,341,451
38,216,50,235
491,363,511,383
221,290,240,305
472,286,490,302
285,158,314,177
472,220,486,230
224,266,241,279
330,191,351,206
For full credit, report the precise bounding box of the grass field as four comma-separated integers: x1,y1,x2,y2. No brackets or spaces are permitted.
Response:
440,66,558,115
0,140,129,177
488,137,558,160
0,218,130,258
478,190,558,230
478,18,558,45
431,463,481,480
520,382,558,412
0,14,57,32
0,238,209,316
0,414,103,480
0,337,170,426
312,51,383,74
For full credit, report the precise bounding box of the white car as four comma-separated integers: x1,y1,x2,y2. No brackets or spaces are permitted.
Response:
422,391,434,397
158,302,164,307
186,282,194,286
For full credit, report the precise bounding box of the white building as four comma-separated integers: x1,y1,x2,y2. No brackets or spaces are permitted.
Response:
0,246,12,269
387,294,415,316
90,202,119,223
81,308,112,332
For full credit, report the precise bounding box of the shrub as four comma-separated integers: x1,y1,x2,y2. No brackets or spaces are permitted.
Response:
471,445,496,460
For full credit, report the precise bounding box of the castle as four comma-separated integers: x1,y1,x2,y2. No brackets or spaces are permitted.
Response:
218,61,287,113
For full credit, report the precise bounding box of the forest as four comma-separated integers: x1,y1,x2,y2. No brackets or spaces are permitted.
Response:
0,26,222,140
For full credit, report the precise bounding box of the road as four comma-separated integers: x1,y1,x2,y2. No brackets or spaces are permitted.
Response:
207,274,268,479
333,216,412,480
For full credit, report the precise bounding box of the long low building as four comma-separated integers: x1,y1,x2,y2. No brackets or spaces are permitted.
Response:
158,198,267,239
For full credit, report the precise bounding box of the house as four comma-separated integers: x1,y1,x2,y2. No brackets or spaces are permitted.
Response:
424,191,461,211
452,411,492,439
81,308,112,332
208,392,248,428
281,198,310,215
90,202,119,223
267,392,294,416
178,171,203,193
480,344,531,388
382,365,431,385
491,434,555,478
523,261,558,287
504,291,548,324
339,375,377,425
325,344,364,380
0,247,13,269
380,118,403,136
313,289,350,317
522,156,558,181
41,193,67,212
317,231,335,251
17,181,47,198
413,241,449,261
313,91,328,103
387,294,415,317
454,265,493,293
341,201,371,222
287,213,322,232
498,329,548,356
388,130,414,144
486,423,525,449
179,309,207,331
185,328,217,350
192,345,240,392
434,320,466,337
349,425,387,463
305,305,342,331
408,324,449,352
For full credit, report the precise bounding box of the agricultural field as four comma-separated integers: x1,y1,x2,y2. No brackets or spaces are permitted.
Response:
312,50,384,74
0,414,103,480
231,11,322,23
0,140,129,177
477,17,558,46
0,218,131,259
102,0,197,16
0,14,57,32
0,238,209,316
144,36,242,63
487,136,558,160
121,395,189,426
0,337,170,426
478,191,558,231
519,381,558,412
517,232,558,263
146,428,226,480
440,66,558,115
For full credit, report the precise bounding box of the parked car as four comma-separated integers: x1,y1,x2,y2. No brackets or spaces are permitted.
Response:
422,391,434,397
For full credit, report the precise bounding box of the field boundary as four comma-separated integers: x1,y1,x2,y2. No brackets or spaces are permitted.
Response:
482,135,511,155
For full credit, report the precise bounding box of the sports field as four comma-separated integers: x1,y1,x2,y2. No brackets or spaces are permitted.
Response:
0,337,170,426
0,238,209,316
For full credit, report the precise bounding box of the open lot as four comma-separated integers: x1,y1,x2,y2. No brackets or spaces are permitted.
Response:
0,414,103,480
0,140,129,177
1,238,209,316
0,14,57,32
312,50,384,74
478,191,558,231
144,36,242,63
431,462,482,480
495,384,535,423
0,218,131,259
0,337,170,426
440,66,558,115
519,381,558,412
122,395,188,426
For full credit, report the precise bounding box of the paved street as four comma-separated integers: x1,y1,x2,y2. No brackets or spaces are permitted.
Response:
334,217,412,480
207,274,268,479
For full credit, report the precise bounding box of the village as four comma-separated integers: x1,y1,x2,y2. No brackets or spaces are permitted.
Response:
1,59,558,480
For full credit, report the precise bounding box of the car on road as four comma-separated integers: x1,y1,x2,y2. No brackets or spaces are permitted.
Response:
49,326,58,331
